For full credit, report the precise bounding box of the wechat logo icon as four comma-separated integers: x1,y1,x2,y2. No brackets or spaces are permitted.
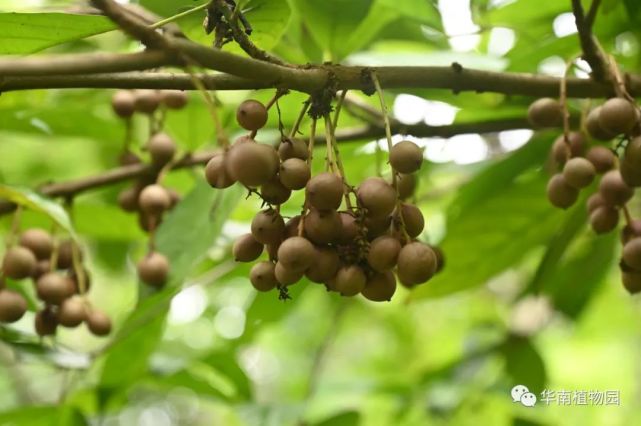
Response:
511,385,537,407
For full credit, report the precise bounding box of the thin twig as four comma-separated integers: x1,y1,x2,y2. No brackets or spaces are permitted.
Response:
571,0,608,81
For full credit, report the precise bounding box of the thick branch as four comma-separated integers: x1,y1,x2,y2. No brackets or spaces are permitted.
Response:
572,0,608,81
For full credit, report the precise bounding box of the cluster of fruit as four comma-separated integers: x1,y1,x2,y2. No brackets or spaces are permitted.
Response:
111,89,189,288
528,95,641,293
0,229,111,336
206,98,443,301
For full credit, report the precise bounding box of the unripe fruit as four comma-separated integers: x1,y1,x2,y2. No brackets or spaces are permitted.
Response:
35,308,58,336
56,239,77,269
303,209,341,244
134,89,162,114
357,177,397,218
205,154,236,189
546,174,579,209
589,206,619,234
551,133,586,164
138,184,171,215
527,98,563,128
586,107,616,141
623,237,641,270
118,186,140,212
598,98,638,135
2,246,36,279
367,235,401,272
19,229,53,260
86,310,112,336
0,290,27,323
277,236,315,271
338,212,360,244
305,247,340,283
278,138,308,161
226,141,279,187
599,170,634,206
232,233,263,262
147,133,176,166
587,192,607,213
250,261,278,292
274,262,304,286
397,173,418,200
306,173,344,211
137,252,170,288
562,157,596,189
251,210,285,245
586,146,615,174
111,90,136,118
399,203,425,238
397,242,437,286
36,272,73,305
261,178,291,205
279,158,311,190
334,265,367,296
361,271,396,302
236,99,268,131
58,296,86,328
161,90,188,109
389,141,423,174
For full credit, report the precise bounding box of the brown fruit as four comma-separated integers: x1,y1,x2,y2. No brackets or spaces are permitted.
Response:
306,172,344,211
36,272,73,305
226,141,279,187
551,133,586,164
305,247,340,283
274,262,304,286
622,269,641,294
147,133,176,166
389,141,423,174
338,212,360,244
625,137,641,165
251,210,285,245
361,271,396,302
205,154,236,189
284,215,302,238
599,170,634,206
0,290,27,323
586,192,606,213
399,203,425,238
161,90,189,109
430,245,445,273
278,138,308,161
589,206,619,234
397,242,437,286
357,177,397,218
586,107,617,141
250,261,278,292
134,89,162,114
35,308,58,336
232,233,263,262
86,310,112,336
364,215,392,240
586,146,615,174
19,229,53,260
261,178,291,205
58,296,86,328
56,239,77,269
111,90,136,118
118,186,140,212
620,160,641,187
236,99,268,131
598,98,638,135
303,209,342,244
397,173,418,200
167,189,181,209
334,265,367,296
138,184,171,215
32,260,51,280
562,157,596,189
279,158,311,190
621,219,641,243
527,98,563,128
277,236,315,271
68,268,91,294
137,252,170,288
546,174,579,209
623,237,641,270
367,235,401,272
2,246,36,279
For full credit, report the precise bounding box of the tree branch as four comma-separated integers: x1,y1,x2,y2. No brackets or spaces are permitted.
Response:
572,0,608,81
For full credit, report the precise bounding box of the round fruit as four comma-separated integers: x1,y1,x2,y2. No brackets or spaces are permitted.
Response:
305,247,340,283
399,203,425,238
334,265,367,296
111,90,136,118
306,173,344,211
118,186,140,212
167,189,181,209
625,137,641,165
599,170,634,206
551,133,586,164
2,246,36,279
586,192,606,213
562,157,596,189
279,158,311,190
32,260,51,280
56,239,77,269
622,220,641,243
284,215,302,238
623,237,641,270
430,245,445,273
147,133,176,166
589,206,619,234
586,146,615,174
251,210,285,245
278,138,308,161
546,174,579,209
205,153,236,189
598,98,638,135
232,234,263,262
397,242,437,286
236,99,268,131
86,310,112,336
365,215,392,240
389,141,423,174
586,107,616,141
527,98,563,128
620,160,641,187
35,308,58,336
250,261,278,292
367,235,402,272
19,229,53,260
277,236,315,271
134,89,162,114
137,252,170,288
161,90,188,109
361,271,396,302
261,178,291,205
226,141,279,187
0,290,27,323
622,270,641,294
138,184,171,215
357,177,397,218
303,209,342,244
274,262,304,286
338,212,360,244
58,296,86,328
36,272,73,305
397,174,418,200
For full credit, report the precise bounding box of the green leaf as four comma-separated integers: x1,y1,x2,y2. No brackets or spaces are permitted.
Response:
0,405,86,426
0,13,115,55
203,349,252,400
502,335,546,395
313,411,360,426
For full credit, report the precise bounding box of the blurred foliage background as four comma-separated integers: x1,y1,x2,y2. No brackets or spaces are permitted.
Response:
1,0,641,425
